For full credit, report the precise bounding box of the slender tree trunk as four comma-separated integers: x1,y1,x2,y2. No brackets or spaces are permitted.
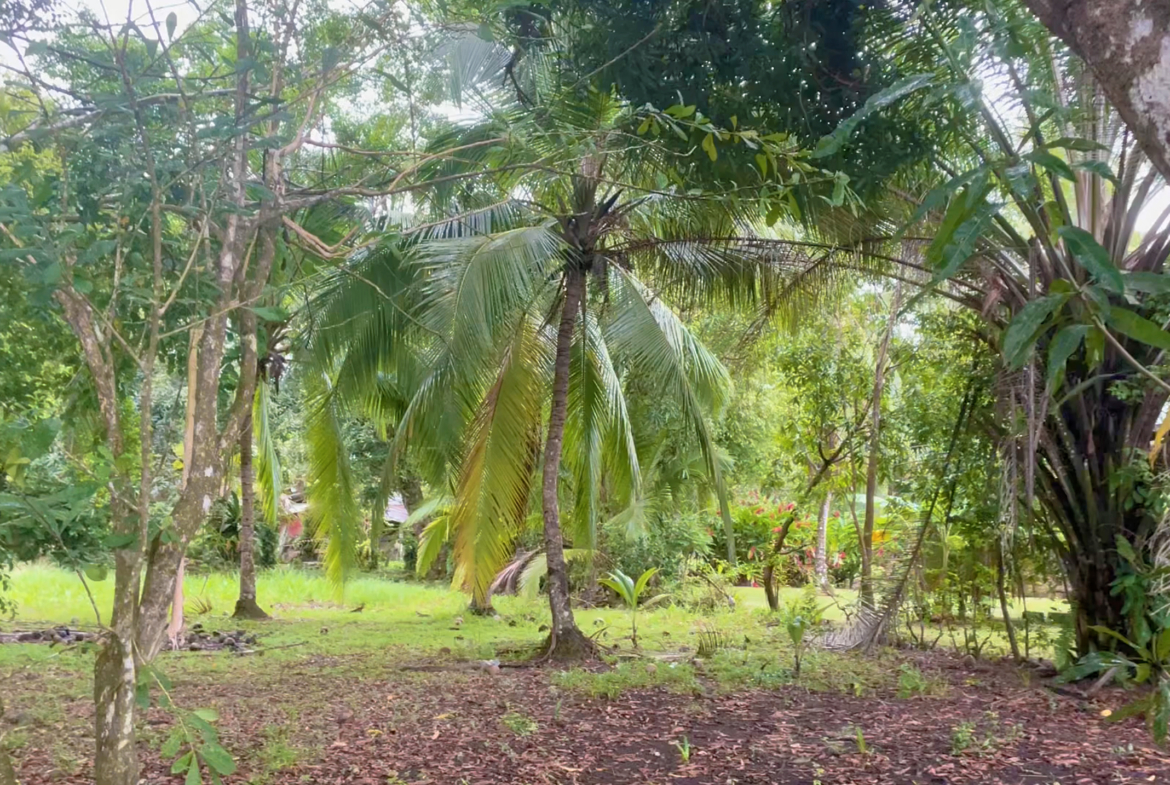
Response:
996,541,1021,661
541,268,591,658
763,514,797,612
861,286,901,608
815,492,832,590
235,409,269,619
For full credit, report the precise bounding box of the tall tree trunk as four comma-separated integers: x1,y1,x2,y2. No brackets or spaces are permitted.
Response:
235,409,269,619
815,492,832,590
1022,0,1170,182
861,287,901,608
540,268,591,658
996,541,1021,662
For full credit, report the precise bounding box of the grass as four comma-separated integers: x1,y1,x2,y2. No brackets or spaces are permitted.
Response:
0,563,1065,780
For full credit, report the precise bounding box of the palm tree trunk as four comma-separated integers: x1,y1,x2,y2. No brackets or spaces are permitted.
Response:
861,286,901,608
541,268,591,658
815,492,832,590
234,410,269,619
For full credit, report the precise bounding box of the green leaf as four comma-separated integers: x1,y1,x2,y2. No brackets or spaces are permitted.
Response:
813,74,932,158
186,756,202,785
1106,306,1170,352
754,153,767,177
1059,227,1123,294
1024,150,1076,181
172,752,193,775
1046,325,1088,390
193,708,219,723
633,567,659,601
1122,272,1170,295
664,104,695,119
166,11,177,39
1003,294,1069,368
1085,327,1105,367
1156,628,1170,663
1116,535,1138,566
1044,136,1109,152
103,533,137,550
1136,662,1152,684
1072,160,1118,183
701,133,717,162
161,730,183,759
200,743,236,776
83,563,109,582
1106,695,1153,723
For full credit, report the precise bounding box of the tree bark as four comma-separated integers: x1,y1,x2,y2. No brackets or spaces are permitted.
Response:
763,514,797,612
1022,0,1170,182
996,541,1021,662
540,268,592,658
815,492,832,590
861,287,901,608
234,409,269,619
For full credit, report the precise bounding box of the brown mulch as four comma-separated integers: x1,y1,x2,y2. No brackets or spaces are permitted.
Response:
10,652,1170,784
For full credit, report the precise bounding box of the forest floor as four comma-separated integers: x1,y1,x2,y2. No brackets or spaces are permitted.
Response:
1,565,1162,785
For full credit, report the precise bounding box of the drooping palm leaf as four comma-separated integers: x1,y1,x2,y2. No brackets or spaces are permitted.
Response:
252,383,282,528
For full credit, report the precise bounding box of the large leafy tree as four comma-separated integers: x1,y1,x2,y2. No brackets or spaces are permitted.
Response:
0,0,421,780
790,4,1170,653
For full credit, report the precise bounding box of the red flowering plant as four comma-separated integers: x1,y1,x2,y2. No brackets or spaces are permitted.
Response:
710,498,814,585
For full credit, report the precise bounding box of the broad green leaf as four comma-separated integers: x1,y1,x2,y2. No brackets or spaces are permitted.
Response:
1116,535,1139,566
664,104,696,118
1003,294,1069,368
83,563,109,582
200,743,235,776
1072,160,1118,183
1046,325,1088,390
104,533,137,550
633,567,659,600
193,708,219,722
755,153,767,177
1157,628,1170,662
1106,307,1170,351
1136,662,1152,684
186,756,202,785
1044,136,1109,152
166,11,177,39
1085,327,1105,366
1059,226,1123,294
701,133,717,162
1123,272,1170,295
172,752,193,775
161,731,183,759
1024,149,1076,181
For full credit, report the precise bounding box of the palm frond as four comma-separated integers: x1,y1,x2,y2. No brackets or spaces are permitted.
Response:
303,377,362,593
252,383,281,528
448,315,549,605
604,266,736,560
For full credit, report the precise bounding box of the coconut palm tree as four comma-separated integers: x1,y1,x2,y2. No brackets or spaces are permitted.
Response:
300,37,843,654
